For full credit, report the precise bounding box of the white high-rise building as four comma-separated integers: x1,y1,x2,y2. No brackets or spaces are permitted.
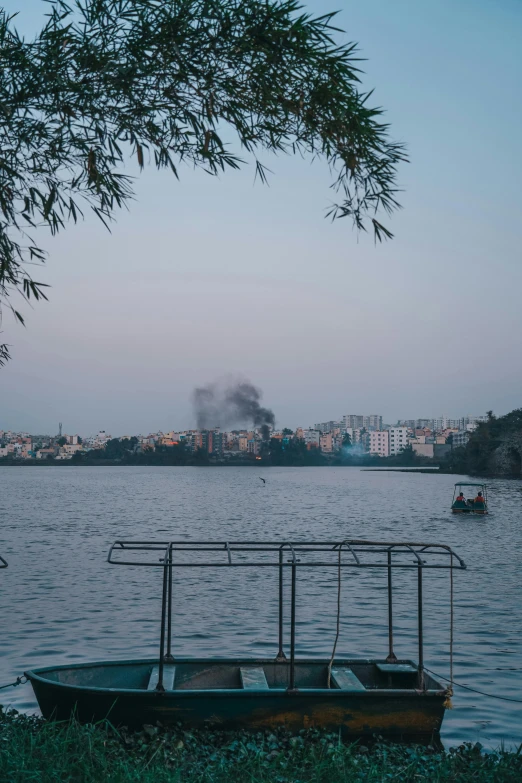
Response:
343,414,364,430
343,414,382,431
365,415,383,431
388,427,409,455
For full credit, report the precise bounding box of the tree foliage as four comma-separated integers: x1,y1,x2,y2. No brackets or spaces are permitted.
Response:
0,0,406,363
442,409,522,476
0,0,405,365
96,436,138,459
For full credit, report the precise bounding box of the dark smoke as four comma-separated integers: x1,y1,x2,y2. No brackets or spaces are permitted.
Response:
192,379,275,438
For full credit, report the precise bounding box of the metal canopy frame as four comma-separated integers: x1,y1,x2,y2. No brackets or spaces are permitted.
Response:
454,482,487,487
108,539,466,692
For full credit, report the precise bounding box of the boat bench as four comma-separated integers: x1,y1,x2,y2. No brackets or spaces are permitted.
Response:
376,663,417,675
330,668,365,691
240,667,269,690
148,664,176,691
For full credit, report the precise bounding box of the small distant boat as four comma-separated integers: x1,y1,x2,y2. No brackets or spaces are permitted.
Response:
451,482,488,514
27,540,466,744
0,554,7,568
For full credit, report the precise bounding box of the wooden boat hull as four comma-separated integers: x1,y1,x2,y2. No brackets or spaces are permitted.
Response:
26,658,447,743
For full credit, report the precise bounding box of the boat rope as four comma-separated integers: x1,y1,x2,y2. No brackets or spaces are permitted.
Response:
424,668,522,704
327,546,342,688
0,676,27,690
443,551,454,709
325,545,522,705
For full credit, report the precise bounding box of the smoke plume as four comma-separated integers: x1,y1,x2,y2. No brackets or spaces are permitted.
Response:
192,378,275,438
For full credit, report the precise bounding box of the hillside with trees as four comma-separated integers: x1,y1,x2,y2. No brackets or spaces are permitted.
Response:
443,409,522,477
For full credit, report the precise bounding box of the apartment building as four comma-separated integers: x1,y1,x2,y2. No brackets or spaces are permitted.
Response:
209,430,225,455
36,448,56,459
369,430,390,457
314,421,339,434
343,415,364,430
247,439,259,455
365,415,383,431
304,429,321,447
319,433,333,453
452,430,470,448
343,414,383,431
388,427,408,455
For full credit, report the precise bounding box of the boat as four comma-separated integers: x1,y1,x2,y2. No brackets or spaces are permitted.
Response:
451,482,488,514
0,554,7,568
26,539,466,744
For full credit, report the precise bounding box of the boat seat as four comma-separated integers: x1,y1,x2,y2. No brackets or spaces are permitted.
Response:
376,663,417,674
147,664,176,691
240,667,269,690
330,668,365,691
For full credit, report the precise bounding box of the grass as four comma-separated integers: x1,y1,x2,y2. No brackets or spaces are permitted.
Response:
0,708,521,782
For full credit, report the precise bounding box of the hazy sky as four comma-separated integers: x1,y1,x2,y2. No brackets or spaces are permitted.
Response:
1,0,521,435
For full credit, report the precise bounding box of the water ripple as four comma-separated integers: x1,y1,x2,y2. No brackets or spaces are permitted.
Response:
0,465,521,748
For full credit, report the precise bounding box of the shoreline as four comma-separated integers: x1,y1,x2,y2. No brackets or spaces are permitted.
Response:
0,713,519,781
0,459,443,469
362,468,442,473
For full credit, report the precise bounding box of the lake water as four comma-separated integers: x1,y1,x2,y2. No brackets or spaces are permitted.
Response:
1,465,521,748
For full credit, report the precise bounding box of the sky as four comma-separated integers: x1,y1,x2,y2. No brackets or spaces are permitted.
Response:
1,0,521,435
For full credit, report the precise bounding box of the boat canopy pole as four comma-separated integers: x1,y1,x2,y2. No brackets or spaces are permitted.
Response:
289,561,297,691
166,545,174,663
276,548,286,661
278,543,298,686
157,560,169,691
386,549,396,663
418,566,424,690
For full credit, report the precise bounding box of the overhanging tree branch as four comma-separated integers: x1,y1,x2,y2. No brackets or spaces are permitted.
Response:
0,0,407,362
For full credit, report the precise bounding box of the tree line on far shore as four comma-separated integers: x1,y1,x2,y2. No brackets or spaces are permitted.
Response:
0,435,432,468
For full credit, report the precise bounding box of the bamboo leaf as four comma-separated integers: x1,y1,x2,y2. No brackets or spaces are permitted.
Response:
0,0,405,366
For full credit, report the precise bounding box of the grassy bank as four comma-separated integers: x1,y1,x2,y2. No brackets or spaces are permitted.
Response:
0,710,520,782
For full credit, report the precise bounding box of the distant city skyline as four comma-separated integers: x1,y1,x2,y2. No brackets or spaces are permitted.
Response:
1,0,521,434
0,411,489,440
1,412,480,461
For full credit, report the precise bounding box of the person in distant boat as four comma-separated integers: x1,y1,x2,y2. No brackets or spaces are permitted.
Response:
453,492,467,507
474,491,485,504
